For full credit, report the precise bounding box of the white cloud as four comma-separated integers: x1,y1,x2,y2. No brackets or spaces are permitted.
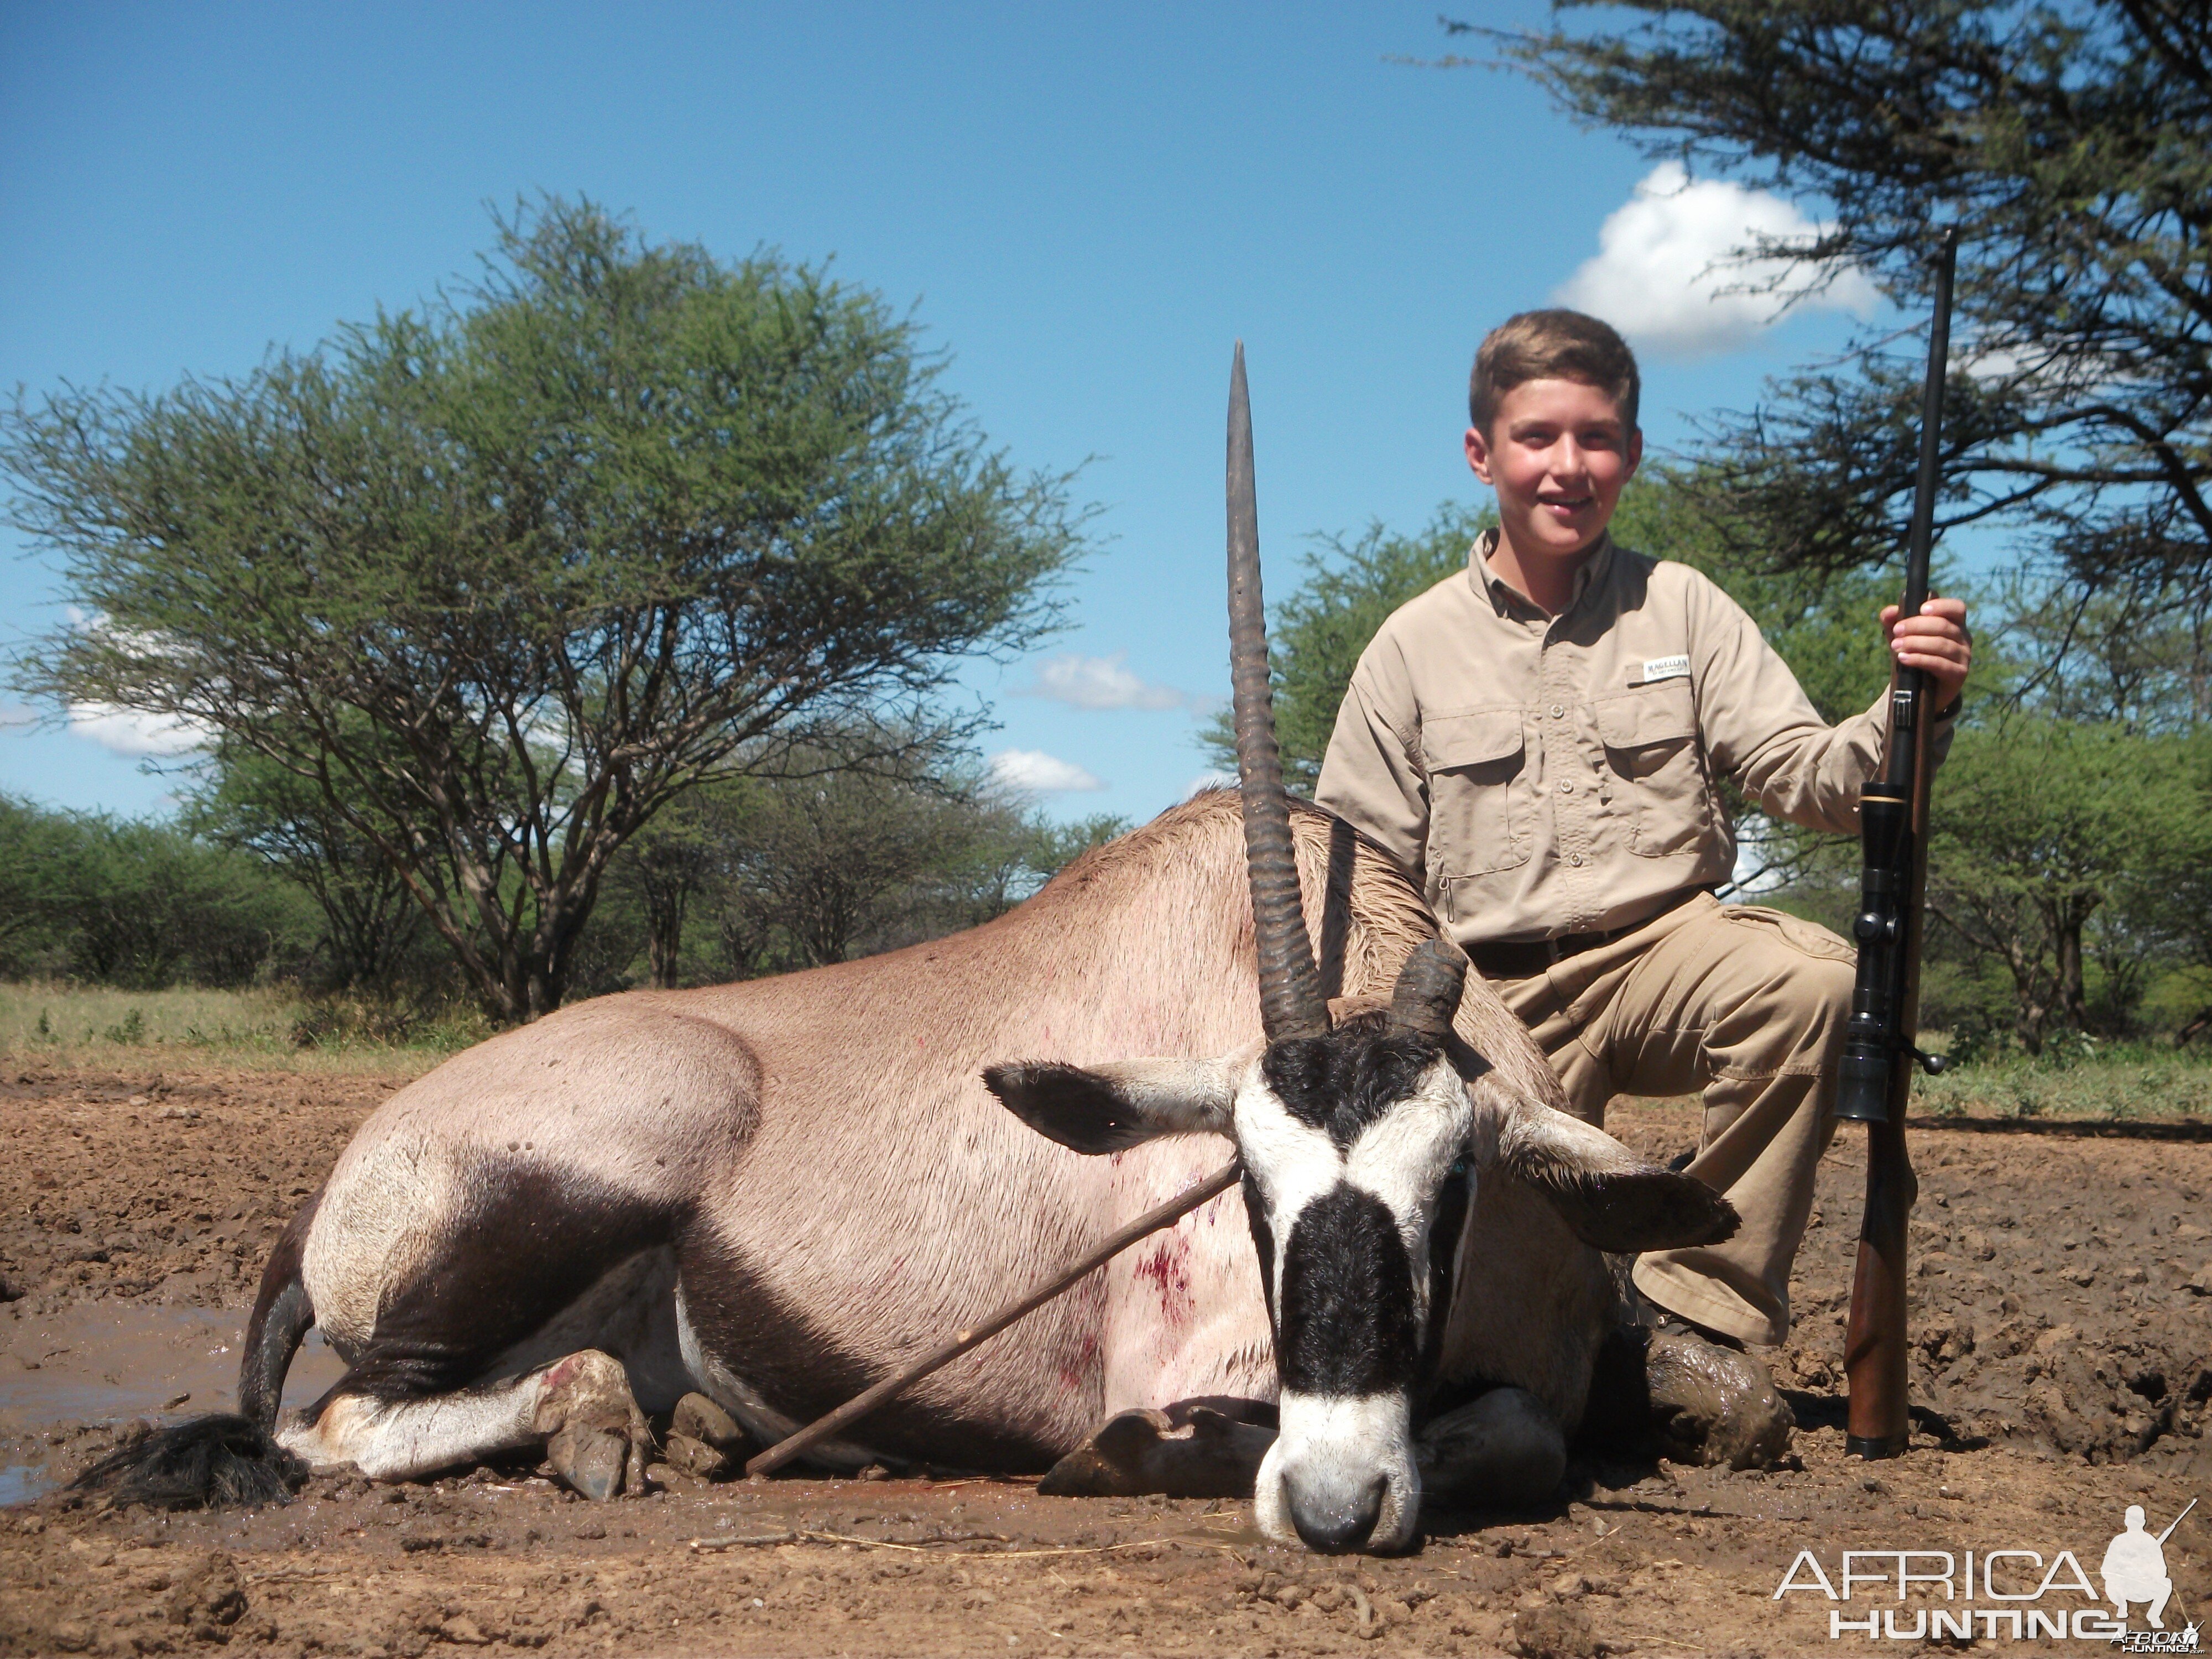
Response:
67,702,211,758
1184,769,1235,799
1017,652,1212,713
1555,162,1879,359
989,748,1105,793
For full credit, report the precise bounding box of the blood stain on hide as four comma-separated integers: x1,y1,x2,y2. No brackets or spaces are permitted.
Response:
1057,1333,1100,1391
1134,1236,1192,1323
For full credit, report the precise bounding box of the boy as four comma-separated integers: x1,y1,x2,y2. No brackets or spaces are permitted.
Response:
1315,310,1971,1350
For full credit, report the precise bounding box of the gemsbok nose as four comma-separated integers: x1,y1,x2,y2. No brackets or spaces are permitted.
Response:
1288,1469,1387,1554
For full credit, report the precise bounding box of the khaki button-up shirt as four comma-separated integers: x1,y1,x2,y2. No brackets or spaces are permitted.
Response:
1314,530,1952,946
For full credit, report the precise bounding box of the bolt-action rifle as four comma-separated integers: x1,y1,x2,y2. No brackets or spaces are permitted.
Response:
1836,228,1960,1459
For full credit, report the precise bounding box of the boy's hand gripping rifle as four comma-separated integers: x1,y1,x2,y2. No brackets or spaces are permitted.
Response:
1837,227,1959,1459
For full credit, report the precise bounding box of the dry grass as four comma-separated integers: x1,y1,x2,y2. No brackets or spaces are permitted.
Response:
0,982,462,1078
6,982,2206,1113
1912,1037,2212,1120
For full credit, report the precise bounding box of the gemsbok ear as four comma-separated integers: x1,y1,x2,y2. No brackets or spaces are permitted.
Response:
1480,1095,1739,1255
983,1057,1235,1155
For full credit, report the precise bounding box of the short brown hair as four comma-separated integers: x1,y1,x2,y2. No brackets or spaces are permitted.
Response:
1469,309,1640,434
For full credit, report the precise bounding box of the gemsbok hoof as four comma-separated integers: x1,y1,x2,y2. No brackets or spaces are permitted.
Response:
1039,1400,1275,1499
548,1421,629,1500
1645,1330,1793,1470
532,1350,653,1499
1416,1386,1566,1509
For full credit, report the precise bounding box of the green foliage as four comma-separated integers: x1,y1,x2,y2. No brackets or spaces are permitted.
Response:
1201,503,1496,790
0,794,315,989
599,740,1129,985
7,197,1084,1021
1478,2,2212,604
186,742,443,996
1921,717,2205,1052
0,980,476,1073
1982,564,2212,731
0,794,76,968
1020,813,1129,883
1914,1036,2212,1121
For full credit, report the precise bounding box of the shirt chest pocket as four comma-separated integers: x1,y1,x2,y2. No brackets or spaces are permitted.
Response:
1422,708,1533,878
1593,679,1710,858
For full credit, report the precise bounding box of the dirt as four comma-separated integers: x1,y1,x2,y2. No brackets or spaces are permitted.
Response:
2,1061,2208,1657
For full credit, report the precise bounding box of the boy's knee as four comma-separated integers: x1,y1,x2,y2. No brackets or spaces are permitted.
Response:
1803,954,1855,1029
1743,947,1855,1056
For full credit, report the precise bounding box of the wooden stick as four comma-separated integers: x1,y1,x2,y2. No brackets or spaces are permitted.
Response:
744,1159,1243,1479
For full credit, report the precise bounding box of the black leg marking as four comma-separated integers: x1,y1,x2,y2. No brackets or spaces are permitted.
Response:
310,1154,677,1416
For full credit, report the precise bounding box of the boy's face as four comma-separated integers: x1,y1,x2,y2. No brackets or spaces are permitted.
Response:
1464,377,1641,565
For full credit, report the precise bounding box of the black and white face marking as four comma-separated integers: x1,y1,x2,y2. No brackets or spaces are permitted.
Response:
987,1003,1741,1554
984,1010,1475,1553
1238,1013,1473,1553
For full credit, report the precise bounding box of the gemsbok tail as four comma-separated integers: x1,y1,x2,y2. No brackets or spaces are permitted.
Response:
70,1191,321,1509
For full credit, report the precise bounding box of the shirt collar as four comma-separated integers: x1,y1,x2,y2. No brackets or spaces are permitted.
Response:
1470,528,1617,620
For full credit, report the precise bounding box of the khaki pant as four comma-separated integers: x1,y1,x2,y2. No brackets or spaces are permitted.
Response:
1491,893,1855,1347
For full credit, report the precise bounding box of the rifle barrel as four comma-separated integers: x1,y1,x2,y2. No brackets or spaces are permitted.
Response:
1840,227,1960,1460
1898,228,1959,631
1873,225,1959,796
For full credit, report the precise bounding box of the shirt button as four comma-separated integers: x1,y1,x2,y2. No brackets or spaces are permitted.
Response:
1569,854,1584,866
1558,779,1574,794
1550,705,1565,719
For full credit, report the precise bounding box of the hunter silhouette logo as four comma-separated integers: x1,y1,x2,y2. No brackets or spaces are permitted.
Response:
1772,1496,2200,1647
2104,1500,2196,1649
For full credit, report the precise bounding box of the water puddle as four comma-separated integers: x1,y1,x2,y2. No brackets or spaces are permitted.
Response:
1,1302,347,1504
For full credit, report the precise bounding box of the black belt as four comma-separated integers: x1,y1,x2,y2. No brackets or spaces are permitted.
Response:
1466,887,1711,980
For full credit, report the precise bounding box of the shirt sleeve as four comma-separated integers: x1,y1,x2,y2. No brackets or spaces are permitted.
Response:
1688,572,1956,836
1315,644,1430,883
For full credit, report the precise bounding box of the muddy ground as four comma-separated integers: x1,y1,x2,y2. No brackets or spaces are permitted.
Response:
1,1060,2207,1657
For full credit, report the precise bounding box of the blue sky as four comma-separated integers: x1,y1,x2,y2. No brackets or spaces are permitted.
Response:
1,3,1880,825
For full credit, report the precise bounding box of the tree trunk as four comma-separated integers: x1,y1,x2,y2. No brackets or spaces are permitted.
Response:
2049,893,2097,1036
2000,936,2050,1056
645,884,687,990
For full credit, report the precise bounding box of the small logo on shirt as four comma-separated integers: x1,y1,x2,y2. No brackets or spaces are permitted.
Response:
1640,654,1691,685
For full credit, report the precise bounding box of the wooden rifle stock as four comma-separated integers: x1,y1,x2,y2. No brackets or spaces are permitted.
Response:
1838,228,1959,1459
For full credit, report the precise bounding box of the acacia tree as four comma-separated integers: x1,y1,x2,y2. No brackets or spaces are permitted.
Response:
186,742,433,995
1924,717,2199,1050
7,200,1083,1020
698,752,1124,977
1477,3,2212,626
